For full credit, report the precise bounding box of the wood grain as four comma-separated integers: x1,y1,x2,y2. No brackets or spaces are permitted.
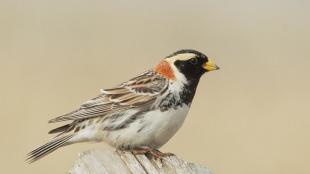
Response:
69,149,212,174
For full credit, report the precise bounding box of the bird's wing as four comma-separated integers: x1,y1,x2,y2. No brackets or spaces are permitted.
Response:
48,71,169,123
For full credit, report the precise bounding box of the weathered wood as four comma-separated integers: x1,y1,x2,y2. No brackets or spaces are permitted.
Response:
69,149,212,174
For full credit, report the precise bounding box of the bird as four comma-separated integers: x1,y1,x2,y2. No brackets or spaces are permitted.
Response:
26,49,219,163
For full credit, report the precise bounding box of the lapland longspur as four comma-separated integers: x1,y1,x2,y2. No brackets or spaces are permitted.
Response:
27,49,219,163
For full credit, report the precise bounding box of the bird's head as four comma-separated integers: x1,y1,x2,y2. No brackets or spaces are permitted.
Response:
155,49,219,83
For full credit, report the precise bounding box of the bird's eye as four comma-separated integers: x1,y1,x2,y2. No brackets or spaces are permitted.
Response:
189,58,198,65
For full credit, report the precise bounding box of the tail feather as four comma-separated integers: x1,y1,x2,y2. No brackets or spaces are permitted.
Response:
26,135,73,163
48,124,71,134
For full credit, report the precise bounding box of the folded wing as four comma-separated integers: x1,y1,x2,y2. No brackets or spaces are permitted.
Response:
48,71,168,123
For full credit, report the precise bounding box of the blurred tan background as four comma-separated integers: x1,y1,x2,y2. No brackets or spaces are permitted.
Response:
1,0,309,173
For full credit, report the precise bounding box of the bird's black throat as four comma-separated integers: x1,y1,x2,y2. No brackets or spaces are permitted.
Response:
179,78,200,105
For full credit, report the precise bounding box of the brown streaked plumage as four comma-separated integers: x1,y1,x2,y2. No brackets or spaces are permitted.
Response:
48,71,168,123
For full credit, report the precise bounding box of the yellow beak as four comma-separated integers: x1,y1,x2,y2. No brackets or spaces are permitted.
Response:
203,59,220,71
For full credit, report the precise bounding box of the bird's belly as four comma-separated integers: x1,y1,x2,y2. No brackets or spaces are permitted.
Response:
102,106,190,149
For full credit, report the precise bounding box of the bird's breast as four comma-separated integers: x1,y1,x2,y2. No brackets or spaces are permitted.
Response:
140,105,190,148
100,105,190,149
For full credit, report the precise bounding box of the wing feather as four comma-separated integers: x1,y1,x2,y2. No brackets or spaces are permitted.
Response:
49,71,168,123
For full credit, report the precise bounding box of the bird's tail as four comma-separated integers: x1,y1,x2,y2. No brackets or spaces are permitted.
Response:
26,134,74,163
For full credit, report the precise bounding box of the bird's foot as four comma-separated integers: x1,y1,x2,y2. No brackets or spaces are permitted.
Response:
153,149,175,157
131,146,151,155
131,146,175,159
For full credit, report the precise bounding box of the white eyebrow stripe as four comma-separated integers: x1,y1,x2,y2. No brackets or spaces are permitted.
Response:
166,53,197,63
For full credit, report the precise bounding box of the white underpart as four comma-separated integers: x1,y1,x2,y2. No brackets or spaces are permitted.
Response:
69,121,98,143
100,104,190,149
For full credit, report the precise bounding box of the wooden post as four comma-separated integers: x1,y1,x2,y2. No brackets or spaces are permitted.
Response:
69,149,212,174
